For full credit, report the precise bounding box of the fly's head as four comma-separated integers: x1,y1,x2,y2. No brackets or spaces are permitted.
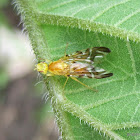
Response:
35,62,48,74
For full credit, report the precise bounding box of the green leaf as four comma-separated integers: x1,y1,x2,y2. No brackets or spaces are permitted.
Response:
15,0,140,139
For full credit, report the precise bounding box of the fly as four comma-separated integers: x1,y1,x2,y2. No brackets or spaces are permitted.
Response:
35,47,113,92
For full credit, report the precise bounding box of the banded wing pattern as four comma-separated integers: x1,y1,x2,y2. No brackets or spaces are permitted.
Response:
62,47,113,79
69,62,113,79
62,47,110,63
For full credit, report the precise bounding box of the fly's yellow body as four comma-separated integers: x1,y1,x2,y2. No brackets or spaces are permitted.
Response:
48,60,69,76
35,47,113,92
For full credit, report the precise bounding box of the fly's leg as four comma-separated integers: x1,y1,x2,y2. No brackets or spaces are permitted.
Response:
62,76,69,98
63,76,69,90
70,77,97,92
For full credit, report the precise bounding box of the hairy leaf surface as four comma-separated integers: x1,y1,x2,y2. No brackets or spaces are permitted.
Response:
15,0,140,139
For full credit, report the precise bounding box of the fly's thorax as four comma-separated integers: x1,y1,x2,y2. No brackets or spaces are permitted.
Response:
48,60,69,75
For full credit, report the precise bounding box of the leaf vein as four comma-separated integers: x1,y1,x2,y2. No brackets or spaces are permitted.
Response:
130,103,140,122
115,8,140,26
115,99,137,122
91,0,130,21
131,23,140,32
83,91,140,110
126,41,137,92
71,4,96,17
47,0,77,11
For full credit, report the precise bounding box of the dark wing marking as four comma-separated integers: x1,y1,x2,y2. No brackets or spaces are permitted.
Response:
94,73,113,79
70,68,113,79
90,47,110,60
61,47,111,63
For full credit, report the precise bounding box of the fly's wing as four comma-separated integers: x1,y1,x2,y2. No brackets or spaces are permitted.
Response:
89,47,111,61
60,47,112,79
61,47,111,63
92,67,113,79
69,62,113,79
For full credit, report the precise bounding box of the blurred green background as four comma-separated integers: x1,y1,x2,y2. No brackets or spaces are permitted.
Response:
0,1,58,140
